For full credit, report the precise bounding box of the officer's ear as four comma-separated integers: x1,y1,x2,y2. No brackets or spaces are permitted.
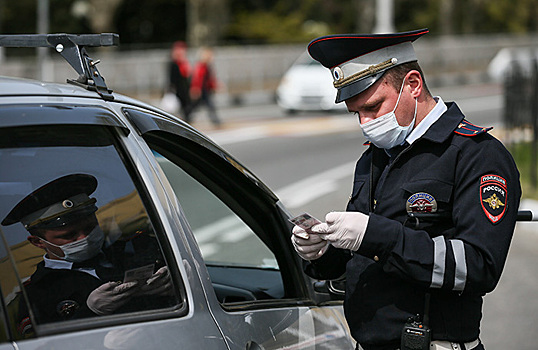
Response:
405,70,422,99
27,234,46,249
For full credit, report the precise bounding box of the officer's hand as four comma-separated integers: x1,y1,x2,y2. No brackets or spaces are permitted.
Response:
311,212,369,251
137,266,174,296
291,225,329,261
87,281,139,315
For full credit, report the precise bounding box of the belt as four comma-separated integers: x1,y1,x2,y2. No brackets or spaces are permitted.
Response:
430,339,480,350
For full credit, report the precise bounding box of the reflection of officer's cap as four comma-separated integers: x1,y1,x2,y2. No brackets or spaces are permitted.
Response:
308,28,429,103
2,174,98,230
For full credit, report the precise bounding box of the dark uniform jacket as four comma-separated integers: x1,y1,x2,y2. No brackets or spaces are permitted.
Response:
305,102,521,349
17,236,173,338
17,262,103,336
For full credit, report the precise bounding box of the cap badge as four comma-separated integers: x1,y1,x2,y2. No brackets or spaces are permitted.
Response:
62,199,74,209
332,67,343,82
406,192,437,213
480,174,507,224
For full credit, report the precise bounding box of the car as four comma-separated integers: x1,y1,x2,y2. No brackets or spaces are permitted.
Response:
276,52,347,115
0,34,353,349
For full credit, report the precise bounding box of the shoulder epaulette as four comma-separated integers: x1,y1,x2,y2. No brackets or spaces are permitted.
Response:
454,119,492,136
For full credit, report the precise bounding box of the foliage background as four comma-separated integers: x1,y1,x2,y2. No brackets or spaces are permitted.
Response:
0,0,536,47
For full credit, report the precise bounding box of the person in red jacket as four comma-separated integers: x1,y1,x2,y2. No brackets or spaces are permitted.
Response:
189,47,222,127
168,41,192,120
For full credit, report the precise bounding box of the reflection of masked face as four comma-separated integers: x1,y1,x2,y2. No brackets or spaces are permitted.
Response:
41,226,105,262
360,78,417,149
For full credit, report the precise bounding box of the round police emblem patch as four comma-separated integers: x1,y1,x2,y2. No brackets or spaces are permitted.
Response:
56,300,80,318
406,192,437,213
480,174,507,224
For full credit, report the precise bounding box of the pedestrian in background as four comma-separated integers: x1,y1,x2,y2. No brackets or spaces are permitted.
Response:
189,47,222,127
291,29,521,350
167,41,192,120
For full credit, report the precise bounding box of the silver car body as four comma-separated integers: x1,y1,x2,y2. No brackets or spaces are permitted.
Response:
0,75,354,349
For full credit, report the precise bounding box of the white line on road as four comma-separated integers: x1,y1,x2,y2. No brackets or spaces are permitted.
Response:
454,95,502,113
208,126,270,145
275,160,356,209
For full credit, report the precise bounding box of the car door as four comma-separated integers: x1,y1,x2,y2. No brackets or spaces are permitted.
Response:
122,107,354,349
0,103,228,349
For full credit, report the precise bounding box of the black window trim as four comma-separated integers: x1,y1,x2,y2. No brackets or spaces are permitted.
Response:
122,108,313,309
0,104,129,132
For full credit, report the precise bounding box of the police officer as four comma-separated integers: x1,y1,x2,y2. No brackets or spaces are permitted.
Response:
291,29,521,350
2,174,171,337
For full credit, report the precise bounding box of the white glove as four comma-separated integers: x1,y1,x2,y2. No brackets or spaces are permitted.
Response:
87,281,139,315
311,212,369,251
291,225,329,261
137,266,174,297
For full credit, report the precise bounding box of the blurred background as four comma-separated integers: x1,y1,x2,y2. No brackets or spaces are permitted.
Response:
1,1,538,349
0,0,536,108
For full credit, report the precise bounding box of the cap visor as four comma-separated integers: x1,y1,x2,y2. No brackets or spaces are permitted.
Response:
335,74,381,103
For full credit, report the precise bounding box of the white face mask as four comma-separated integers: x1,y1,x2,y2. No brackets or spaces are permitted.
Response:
360,78,417,149
42,225,105,262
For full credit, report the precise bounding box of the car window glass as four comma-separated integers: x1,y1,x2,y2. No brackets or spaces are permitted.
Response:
0,228,16,342
153,151,285,303
0,125,181,337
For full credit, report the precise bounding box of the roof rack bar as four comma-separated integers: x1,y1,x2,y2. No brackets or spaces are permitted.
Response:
0,33,119,101
0,33,119,48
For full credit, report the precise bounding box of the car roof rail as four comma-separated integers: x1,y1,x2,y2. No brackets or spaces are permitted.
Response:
0,33,119,101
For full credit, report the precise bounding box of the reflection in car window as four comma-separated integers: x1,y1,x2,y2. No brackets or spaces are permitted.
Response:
0,125,181,337
0,228,15,342
153,151,285,302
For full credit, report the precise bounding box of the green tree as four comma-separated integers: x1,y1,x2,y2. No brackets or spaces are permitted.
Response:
1,0,537,46
0,0,90,35
114,0,187,47
224,0,358,44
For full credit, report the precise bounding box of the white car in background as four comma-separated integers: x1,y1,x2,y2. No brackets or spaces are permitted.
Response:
276,52,347,115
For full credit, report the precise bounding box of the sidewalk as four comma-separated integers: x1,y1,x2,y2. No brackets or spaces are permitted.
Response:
187,82,505,140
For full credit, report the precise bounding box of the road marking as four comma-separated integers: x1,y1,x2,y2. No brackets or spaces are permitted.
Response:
207,116,357,145
457,95,502,113
208,126,270,145
275,160,356,209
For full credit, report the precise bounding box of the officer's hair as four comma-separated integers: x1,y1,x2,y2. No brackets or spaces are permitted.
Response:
28,227,47,238
385,62,431,97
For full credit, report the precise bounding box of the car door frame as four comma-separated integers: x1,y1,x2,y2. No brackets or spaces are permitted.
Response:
0,100,229,349
120,105,354,349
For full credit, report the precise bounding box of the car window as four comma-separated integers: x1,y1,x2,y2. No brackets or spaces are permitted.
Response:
0,124,182,337
0,228,16,342
123,107,308,307
155,152,285,303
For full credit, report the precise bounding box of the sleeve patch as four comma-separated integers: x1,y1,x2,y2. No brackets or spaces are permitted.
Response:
18,316,33,336
480,174,507,224
454,120,493,136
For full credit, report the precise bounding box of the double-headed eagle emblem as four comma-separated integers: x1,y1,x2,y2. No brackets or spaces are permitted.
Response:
483,193,505,210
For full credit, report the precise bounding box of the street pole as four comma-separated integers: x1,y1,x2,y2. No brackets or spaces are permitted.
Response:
37,0,52,81
373,0,395,34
